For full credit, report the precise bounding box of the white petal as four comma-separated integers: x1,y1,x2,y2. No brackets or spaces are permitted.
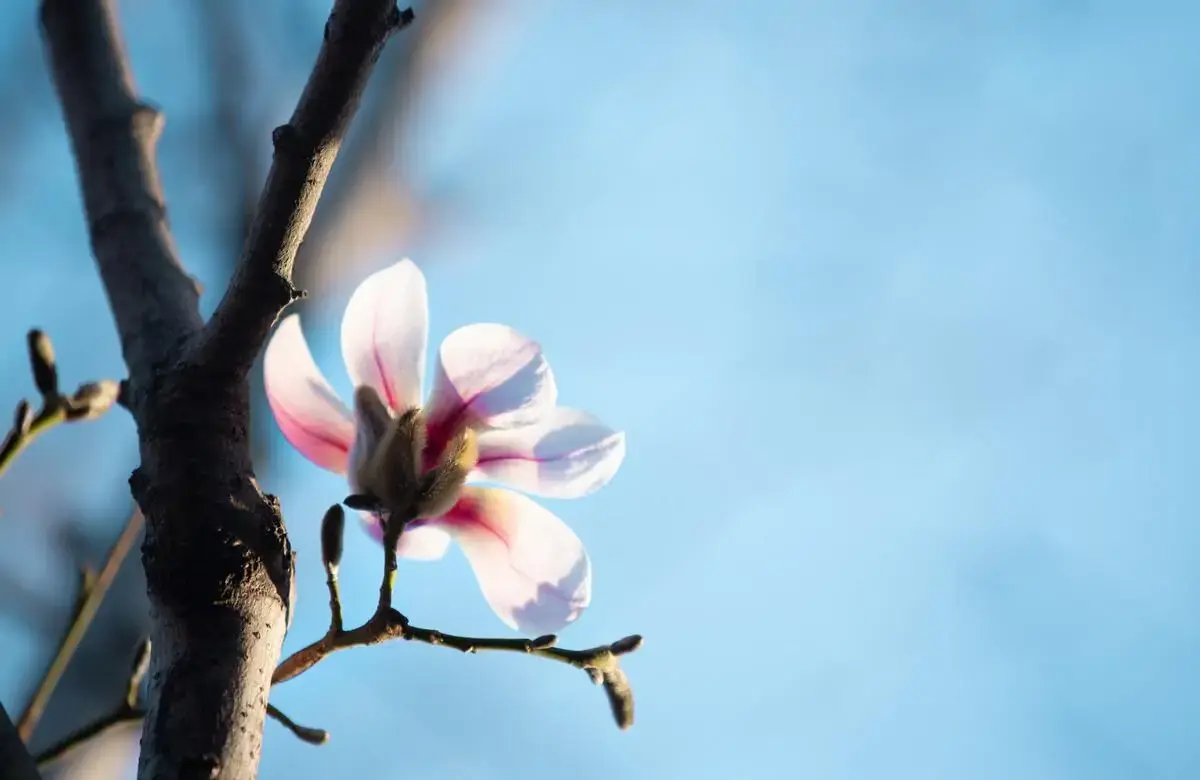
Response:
440,487,590,634
425,324,557,441
263,315,354,473
360,513,452,561
474,408,626,499
341,259,429,412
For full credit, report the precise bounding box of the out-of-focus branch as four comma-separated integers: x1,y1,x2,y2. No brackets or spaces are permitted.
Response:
16,510,143,742
32,637,150,770
196,3,416,381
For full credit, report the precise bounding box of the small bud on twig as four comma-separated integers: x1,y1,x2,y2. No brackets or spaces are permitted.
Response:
342,493,382,512
609,635,644,656
12,401,32,437
601,668,636,730
26,330,58,399
64,380,121,421
320,505,346,570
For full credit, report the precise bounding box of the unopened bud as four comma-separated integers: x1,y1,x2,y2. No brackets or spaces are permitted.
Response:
320,505,346,570
350,387,427,515
65,380,121,421
368,408,424,508
343,493,381,512
609,635,644,656
602,668,635,730
415,426,478,518
12,400,31,436
26,330,58,398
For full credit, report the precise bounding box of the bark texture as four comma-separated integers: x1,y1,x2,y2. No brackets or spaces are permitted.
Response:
37,0,409,777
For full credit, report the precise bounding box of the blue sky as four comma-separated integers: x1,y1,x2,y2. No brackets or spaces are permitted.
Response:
3,0,1200,778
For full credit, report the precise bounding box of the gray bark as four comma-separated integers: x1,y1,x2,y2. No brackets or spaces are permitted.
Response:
36,0,409,777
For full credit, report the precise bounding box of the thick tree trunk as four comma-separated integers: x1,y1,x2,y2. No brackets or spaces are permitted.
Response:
131,373,292,780
37,0,409,777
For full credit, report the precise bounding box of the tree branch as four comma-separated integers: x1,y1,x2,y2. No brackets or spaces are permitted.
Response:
196,3,415,381
39,0,202,387
39,1,414,778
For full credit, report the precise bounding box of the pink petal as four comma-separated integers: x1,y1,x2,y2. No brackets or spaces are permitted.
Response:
424,324,557,454
341,259,429,413
360,513,452,561
474,408,626,499
439,486,590,634
263,315,354,473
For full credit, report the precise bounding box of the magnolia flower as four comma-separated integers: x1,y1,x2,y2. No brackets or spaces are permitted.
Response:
263,259,625,634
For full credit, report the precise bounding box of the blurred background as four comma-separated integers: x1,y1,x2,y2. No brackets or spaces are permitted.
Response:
2,0,1199,778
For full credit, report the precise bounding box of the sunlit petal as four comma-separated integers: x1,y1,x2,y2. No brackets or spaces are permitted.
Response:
263,315,354,473
341,259,429,412
440,486,590,634
424,324,557,446
474,408,625,499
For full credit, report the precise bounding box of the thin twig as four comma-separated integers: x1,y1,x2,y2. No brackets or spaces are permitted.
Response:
35,495,644,764
272,504,644,729
0,329,120,480
264,705,328,746
32,639,323,769
0,402,63,480
33,637,148,769
17,509,144,742
33,703,323,771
